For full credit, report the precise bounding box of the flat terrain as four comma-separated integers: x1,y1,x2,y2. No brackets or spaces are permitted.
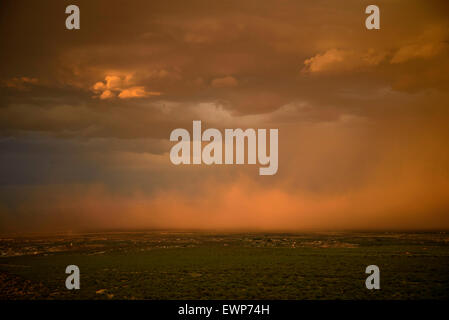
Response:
1,232,448,299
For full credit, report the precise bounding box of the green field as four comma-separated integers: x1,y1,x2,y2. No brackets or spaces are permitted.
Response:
1,232,448,299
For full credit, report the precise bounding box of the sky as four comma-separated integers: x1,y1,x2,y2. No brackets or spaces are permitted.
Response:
1,0,449,233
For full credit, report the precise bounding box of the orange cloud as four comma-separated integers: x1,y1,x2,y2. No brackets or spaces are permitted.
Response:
2,167,449,233
391,42,448,64
118,86,161,99
100,89,115,100
92,74,161,99
303,49,386,74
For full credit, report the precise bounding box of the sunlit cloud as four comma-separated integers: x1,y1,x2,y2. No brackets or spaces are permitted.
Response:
119,86,162,99
92,74,161,99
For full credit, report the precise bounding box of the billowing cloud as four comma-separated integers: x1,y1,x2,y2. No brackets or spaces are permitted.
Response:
92,74,161,99
99,89,115,99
